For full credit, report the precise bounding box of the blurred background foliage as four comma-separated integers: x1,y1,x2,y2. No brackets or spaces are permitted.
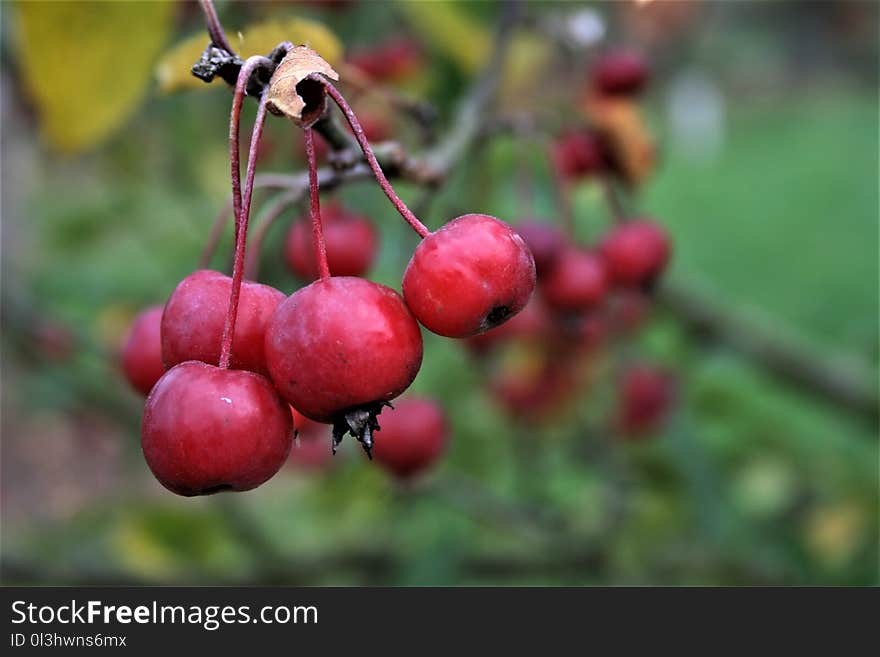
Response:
1,0,878,585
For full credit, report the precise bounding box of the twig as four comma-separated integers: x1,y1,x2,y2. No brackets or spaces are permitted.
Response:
659,280,879,425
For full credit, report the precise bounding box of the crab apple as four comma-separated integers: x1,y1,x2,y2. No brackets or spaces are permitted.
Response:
284,203,378,280
540,248,608,313
141,361,292,496
617,364,676,438
464,297,551,356
121,305,166,395
592,50,650,97
515,220,566,277
348,39,423,82
161,270,284,376
403,214,536,338
600,220,671,289
371,397,448,479
265,276,423,454
551,130,609,180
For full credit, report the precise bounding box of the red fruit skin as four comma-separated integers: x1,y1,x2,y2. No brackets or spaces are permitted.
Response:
403,214,536,338
348,39,423,81
592,50,650,96
161,270,285,376
551,131,609,181
288,435,335,470
465,297,550,355
600,220,671,288
141,361,293,496
540,248,608,313
372,398,447,478
265,277,423,422
515,220,566,278
121,305,166,396
284,204,378,280
617,365,676,438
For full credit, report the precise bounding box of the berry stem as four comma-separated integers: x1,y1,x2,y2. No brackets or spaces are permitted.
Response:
316,76,431,239
198,0,235,54
219,90,269,369
303,125,331,280
243,190,300,280
601,176,626,223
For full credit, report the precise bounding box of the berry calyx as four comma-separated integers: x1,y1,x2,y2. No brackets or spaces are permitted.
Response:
161,269,284,376
121,305,166,396
284,203,378,280
540,247,608,313
403,214,536,338
592,50,650,97
264,276,423,455
371,397,448,479
600,219,671,289
141,361,293,496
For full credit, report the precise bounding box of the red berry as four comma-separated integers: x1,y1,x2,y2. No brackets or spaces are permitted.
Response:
515,220,566,277
284,204,378,280
551,130,609,181
265,276,423,453
372,397,447,479
540,248,608,313
600,220,671,288
141,361,292,496
592,50,650,96
348,39,423,82
161,269,284,376
617,364,676,437
121,305,166,396
403,214,536,338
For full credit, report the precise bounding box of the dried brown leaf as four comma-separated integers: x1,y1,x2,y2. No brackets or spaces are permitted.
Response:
266,46,339,127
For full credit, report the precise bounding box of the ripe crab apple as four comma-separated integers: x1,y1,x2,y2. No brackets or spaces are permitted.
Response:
121,305,165,395
372,397,447,479
161,269,284,376
551,130,609,181
592,50,650,97
515,220,566,277
617,364,676,437
600,219,671,289
265,276,423,454
540,247,608,313
284,203,378,280
403,214,536,338
141,361,293,496
348,39,423,82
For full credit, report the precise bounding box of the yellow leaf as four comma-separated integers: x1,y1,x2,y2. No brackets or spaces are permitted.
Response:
14,1,175,154
156,17,342,94
585,95,657,186
396,0,489,73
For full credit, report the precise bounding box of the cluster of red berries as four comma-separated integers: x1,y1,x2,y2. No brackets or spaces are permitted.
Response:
465,50,676,434
120,51,535,496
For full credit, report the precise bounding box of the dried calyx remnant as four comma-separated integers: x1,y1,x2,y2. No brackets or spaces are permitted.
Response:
332,401,393,458
265,46,339,127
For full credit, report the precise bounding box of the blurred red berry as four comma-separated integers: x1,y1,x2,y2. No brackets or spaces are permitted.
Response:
348,39,423,82
617,364,676,437
592,50,650,97
372,398,448,479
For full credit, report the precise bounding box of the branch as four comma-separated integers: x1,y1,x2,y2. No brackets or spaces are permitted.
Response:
659,280,879,425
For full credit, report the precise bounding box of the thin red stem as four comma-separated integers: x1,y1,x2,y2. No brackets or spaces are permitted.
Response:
303,126,331,279
601,176,627,223
198,0,235,54
243,191,300,280
317,77,431,239
229,56,274,235
219,92,269,369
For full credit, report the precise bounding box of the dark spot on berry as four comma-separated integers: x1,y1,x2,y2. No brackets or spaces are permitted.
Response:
482,305,512,331
200,483,234,495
